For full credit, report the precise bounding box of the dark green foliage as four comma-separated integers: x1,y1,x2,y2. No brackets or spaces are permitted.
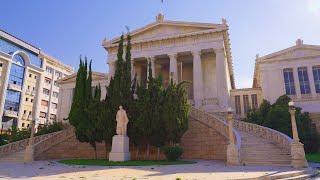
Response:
244,95,320,153
0,122,64,146
162,79,190,144
36,121,64,136
162,146,183,161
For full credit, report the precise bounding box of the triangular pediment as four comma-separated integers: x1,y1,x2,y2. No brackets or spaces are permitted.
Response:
261,45,320,61
109,20,223,44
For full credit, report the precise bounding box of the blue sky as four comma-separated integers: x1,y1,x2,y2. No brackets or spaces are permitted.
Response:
1,0,319,88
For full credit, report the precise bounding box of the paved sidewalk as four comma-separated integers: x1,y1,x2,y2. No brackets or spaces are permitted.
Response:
0,160,315,180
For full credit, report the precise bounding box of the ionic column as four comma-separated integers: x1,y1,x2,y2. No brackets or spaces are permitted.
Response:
292,68,301,98
108,61,116,77
147,57,156,78
215,48,230,110
169,53,178,83
307,66,316,97
0,61,12,129
131,60,135,79
192,51,203,107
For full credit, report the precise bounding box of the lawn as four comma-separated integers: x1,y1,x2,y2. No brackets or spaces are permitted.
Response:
306,153,320,163
59,159,196,166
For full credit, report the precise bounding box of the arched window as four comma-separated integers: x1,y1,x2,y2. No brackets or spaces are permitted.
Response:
13,54,25,66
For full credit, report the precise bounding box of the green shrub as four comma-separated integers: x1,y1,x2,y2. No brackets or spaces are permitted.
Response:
36,121,64,136
162,146,183,161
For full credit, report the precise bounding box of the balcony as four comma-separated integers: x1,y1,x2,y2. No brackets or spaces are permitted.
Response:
8,83,22,92
25,89,36,96
4,110,18,118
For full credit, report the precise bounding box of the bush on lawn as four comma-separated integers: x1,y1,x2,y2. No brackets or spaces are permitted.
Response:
162,146,183,161
36,121,64,136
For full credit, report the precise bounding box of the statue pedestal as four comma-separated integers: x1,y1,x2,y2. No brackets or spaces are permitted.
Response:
109,135,130,162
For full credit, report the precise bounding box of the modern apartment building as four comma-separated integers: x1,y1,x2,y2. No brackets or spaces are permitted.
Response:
0,29,74,130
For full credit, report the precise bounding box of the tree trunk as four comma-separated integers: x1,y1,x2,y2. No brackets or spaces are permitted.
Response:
105,141,108,160
157,147,160,161
93,144,97,160
136,146,140,160
146,144,150,160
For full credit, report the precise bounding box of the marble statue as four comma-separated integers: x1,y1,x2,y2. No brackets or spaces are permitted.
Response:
109,105,131,161
116,106,129,136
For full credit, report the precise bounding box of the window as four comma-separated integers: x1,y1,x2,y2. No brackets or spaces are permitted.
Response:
29,74,32,78
23,110,26,114
25,98,29,102
43,88,50,95
34,75,37,80
243,95,250,113
235,95,241,115
251,94,258,110
9,64,25,86
54,81,58,87
298,67,310,94
22,123,25,127
0,63,3,67
283,68,296,95
52,103,58,109
13,54,25,66
27,124,30,128
4,90,21,111
50,114,56,121
45,78,51,85
53,92,59,98
313,66,320,93
41,100,49,107
30,99,33,103
55,71,62,78
40,112,46,118
27,86,30,90
46,66,53,74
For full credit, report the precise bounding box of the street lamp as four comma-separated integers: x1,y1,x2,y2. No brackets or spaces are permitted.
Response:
288,101,299,142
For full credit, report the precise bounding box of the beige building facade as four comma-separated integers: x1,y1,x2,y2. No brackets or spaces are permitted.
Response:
103,14,235,113
0,29,73,130
231,39,320,123
56,72,108,121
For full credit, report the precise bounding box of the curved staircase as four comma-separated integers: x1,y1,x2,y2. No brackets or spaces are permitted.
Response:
0,127,74,162
239,131,291,166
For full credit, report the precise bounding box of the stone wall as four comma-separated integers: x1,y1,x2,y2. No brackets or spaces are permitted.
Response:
36,118,228,161
181,118,227,160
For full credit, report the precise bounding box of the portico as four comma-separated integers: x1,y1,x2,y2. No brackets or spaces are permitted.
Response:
103,14,235,112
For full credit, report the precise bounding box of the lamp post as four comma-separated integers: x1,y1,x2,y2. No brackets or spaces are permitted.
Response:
288,101,308,168
24,119,35,163
226,107,240,166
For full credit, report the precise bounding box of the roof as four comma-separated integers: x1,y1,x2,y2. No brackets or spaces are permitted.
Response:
102,14,235,89
57,71,107,85
253,39,320,88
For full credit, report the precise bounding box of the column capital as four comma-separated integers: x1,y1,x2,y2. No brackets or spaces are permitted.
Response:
168,53,178,59
191,50,201,57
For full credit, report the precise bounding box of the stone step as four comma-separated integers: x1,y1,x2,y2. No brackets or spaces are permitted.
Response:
266,169,317,180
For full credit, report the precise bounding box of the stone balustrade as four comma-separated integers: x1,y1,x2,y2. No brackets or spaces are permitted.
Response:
34,127,74,157
190,107,241,151
0,130,61,158
233,120,293,153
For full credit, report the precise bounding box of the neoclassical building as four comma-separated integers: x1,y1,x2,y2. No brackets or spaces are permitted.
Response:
231,39,320,130
0,29,74,130
103,14,235,113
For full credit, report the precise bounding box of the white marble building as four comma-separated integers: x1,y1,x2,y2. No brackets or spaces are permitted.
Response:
103,14,235,113
231,39,320,130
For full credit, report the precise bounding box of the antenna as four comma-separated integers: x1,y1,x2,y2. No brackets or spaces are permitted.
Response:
160,0,164,14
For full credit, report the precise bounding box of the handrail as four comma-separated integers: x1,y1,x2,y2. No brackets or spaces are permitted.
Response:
34,127,74,157
189,107,242,150
233,120,293,153
0,131,61,157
